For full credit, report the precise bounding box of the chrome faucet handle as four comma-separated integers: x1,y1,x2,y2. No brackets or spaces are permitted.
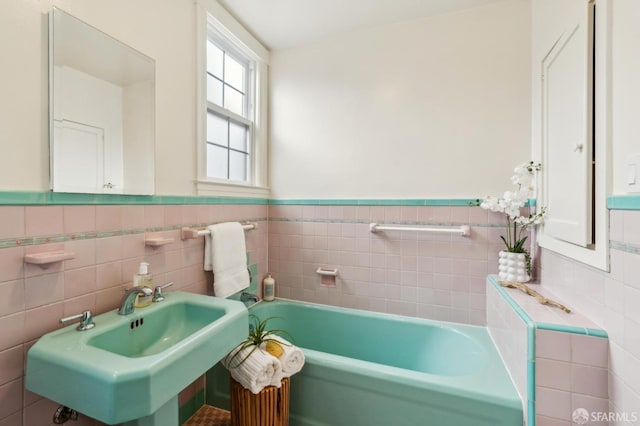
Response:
60,310,95,331
153,281,174,302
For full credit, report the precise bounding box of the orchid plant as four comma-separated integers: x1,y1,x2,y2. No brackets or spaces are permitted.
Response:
475,161,547,273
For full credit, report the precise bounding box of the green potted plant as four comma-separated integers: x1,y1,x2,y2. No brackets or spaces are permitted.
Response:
225,315,293,368
225,315,295,426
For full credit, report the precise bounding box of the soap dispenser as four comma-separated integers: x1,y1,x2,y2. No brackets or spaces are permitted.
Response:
133,262,153,308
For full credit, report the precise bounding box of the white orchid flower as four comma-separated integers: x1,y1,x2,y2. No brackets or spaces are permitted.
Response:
481,161,546,257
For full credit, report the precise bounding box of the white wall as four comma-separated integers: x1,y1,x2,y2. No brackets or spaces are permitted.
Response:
1,0,536,199
611,0,640,194
0,0,196,195
269,1,532,199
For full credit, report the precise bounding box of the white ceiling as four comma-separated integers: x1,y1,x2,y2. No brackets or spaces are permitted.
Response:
217,0,508,51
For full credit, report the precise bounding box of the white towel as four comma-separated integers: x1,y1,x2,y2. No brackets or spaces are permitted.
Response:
223,345,283,394
204,222,250,298
262,335,305,377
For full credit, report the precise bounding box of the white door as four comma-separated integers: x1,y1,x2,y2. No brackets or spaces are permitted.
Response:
541,0,594,247
53,119,106,193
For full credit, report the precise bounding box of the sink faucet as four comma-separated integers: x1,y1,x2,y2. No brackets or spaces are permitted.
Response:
118,286,153,315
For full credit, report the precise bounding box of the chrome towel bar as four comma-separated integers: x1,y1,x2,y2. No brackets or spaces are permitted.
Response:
181,222,257,240
369,222,470,237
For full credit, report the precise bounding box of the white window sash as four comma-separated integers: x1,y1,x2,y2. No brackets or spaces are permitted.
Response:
195,0,269,194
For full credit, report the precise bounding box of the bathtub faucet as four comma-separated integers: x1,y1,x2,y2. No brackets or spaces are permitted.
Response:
240,291,260,303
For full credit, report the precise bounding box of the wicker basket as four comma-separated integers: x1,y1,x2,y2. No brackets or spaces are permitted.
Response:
230,377,290,426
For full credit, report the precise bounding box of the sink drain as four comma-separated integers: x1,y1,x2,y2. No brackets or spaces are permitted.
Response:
130,317,145,329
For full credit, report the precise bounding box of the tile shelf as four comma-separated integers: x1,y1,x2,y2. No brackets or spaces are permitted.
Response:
24,251,75,265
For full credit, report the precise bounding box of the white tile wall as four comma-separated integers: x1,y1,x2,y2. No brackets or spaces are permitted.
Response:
488,278,610,426
540,209,640,425
487,281,528,417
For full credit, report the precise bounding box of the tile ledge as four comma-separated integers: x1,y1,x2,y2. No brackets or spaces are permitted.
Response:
487,275,607,337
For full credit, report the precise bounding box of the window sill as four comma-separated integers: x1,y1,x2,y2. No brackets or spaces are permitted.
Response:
196,179,269,198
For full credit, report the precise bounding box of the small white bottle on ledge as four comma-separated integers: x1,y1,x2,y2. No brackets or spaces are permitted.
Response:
263,274,275,301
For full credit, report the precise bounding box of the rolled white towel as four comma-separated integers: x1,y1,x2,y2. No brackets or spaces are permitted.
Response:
223,345,283,394
269,360,286,388
262,335,305,377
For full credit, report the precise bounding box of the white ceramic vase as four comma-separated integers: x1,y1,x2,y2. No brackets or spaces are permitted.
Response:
498,251,530,283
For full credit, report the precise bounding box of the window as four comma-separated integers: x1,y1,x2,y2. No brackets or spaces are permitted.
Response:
196,0,269,197
205,39,252,182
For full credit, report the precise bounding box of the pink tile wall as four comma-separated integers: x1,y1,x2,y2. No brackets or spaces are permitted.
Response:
269,205,508,325
541,209,640,424
535,330,609,425
0,204,267,426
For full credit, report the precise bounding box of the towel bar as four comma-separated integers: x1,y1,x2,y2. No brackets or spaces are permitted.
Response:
369,223,470,237
181,222,257,240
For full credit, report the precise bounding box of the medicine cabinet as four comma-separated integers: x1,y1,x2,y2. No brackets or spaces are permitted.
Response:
533,0,610,270
49,8,155,195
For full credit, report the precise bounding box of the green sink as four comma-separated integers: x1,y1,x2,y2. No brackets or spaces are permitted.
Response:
88,302,228,358
25,291,248,424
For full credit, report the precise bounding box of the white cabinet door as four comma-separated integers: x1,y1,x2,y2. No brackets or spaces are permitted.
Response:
541,0,594,247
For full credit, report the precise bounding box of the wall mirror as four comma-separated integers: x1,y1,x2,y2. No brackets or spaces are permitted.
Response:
49,8,155,195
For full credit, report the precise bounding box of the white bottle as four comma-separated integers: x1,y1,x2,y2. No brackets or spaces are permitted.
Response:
263,274,275,301
133,262,153,307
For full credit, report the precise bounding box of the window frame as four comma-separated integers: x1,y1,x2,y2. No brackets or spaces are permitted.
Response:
195,0,269,197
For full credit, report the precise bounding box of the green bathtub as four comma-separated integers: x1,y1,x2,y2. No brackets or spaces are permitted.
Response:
207,299,522,426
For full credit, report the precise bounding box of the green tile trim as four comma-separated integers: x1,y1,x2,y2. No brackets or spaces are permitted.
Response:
0,192,542,208
610,240,640,256
179,388,205,425
607,195,640,210
527,359,536,419
268,198,536,207
268,198,482,206
0,191,49,204
0,191,268,206
527,400,535,426
537,322,608,338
